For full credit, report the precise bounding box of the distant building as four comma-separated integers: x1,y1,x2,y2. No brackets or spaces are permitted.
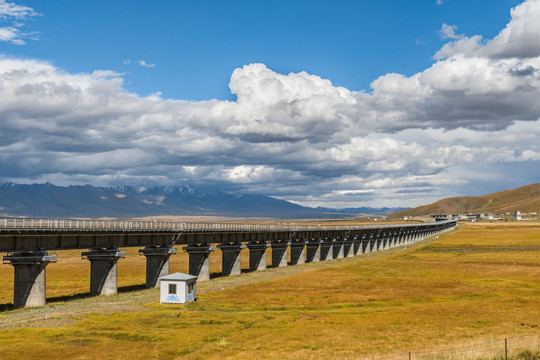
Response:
513,211,522,221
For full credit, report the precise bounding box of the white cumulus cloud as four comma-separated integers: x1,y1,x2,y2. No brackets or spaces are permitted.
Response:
435,0,540,60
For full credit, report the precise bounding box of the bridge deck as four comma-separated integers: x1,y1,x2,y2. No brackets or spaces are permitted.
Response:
0,217,456,252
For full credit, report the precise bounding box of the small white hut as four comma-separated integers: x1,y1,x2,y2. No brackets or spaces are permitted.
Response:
159,272,198,304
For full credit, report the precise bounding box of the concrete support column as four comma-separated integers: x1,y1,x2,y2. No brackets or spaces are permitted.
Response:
353,236,362,255
3,251,57,308
247,242,269,272
332,238,344,259
343,237,355,257
398,230,405,246
290,240,308,265
271,241,290,268
183,244,215,281
306,239,322,262
139,246,177,288
319,239,333,261
361,238,370,254
378,235,385,251
219,243,246,276
389,233,397,248
383,234,390,250
370,237,378,252
82,248,126,296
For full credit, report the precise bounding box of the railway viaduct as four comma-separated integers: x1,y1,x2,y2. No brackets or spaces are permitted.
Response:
1,218,456,308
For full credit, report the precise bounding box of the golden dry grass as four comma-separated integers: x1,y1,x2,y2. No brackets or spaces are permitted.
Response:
0,223,538,359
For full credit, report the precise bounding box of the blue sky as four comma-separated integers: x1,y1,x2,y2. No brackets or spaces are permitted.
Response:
0,0,539,209
6,0,522,100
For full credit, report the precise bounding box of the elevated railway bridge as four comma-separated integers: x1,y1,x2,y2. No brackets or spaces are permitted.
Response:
1,218,456,308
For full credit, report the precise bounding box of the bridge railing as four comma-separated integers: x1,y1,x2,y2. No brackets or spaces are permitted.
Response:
0,217,453,233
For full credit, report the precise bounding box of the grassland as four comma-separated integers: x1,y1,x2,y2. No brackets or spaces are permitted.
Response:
0,222,538,359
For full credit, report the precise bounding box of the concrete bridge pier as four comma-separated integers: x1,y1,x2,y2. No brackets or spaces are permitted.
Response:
319,238,333,261
306,239,322,262
183,244,215,281
332,237,344,259
361,238,370,254
390,231,397,248
219,243,246,276
3,251,57,308
378,235,385,251
398,230,405,246
383,233,390,250
290,240,308,265
352,236,362,256
271,240,290,268
139,246,177,288
369,235,379,252
82,248,126,296
247,241,269,271
386,233,393,248
343,237,355,257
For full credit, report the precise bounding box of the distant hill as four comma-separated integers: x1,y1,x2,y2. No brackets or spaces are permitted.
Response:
390,183,540,218
0,183,402,219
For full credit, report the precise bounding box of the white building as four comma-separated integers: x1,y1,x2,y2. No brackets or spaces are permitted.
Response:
159,272,197,304
513,211,522,221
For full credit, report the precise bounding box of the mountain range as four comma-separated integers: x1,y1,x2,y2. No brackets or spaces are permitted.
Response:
0,183,406,219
